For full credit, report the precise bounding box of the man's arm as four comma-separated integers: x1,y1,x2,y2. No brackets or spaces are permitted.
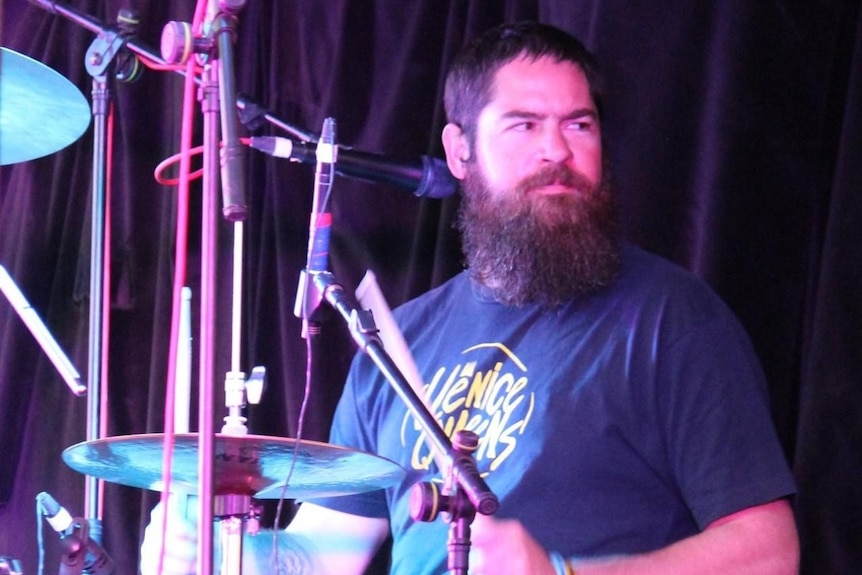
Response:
469,498,798,575
251,502,390,575
140,500,389,575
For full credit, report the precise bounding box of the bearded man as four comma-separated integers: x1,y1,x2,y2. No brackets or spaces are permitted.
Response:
142,20,798,575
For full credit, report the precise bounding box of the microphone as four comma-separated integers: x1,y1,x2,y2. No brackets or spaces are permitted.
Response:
248,136,459,199
213,11,247,221
307,119,336,275
294,118,336,335
36,492,114,575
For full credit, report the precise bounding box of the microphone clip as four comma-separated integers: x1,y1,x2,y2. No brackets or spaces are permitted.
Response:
57,518,112,575
58,518,91,573
294,268,335,337
37,491,114,575
84,9,141,81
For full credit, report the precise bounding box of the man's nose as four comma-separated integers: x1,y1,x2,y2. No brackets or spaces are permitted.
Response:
538,126,573,164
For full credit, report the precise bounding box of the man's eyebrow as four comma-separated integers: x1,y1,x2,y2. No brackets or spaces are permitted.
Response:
565,108,599,121
499,110,545,121
498,107,598,121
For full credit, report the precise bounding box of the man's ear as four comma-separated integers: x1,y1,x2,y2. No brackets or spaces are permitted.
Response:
442,123,470,180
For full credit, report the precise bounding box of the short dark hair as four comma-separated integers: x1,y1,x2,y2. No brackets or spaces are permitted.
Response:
444,21,604,141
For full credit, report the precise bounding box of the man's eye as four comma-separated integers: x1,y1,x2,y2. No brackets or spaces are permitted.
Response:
511,121,536,131
567,119,595,131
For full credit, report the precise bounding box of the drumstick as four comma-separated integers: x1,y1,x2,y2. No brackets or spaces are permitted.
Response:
176,287,192,435
355,270,447,473
0,264,85,396
174,287,193,518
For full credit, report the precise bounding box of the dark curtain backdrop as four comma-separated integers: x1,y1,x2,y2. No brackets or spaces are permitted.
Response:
0,1,859,574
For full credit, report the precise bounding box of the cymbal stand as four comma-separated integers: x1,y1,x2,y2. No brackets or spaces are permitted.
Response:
24,3,153,572
76,10,141,554
197,55,220,575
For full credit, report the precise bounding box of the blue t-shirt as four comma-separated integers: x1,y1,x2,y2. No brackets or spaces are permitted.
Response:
312,244,795,574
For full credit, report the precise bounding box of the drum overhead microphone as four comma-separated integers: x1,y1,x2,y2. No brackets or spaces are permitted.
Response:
248,136,459,199
213,12,248,221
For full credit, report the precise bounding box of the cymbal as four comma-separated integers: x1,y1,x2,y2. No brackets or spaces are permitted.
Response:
63,433,406,499
0,47,90,165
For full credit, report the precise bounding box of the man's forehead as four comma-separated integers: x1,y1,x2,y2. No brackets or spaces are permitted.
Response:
485,55,594,112
492,53,586,85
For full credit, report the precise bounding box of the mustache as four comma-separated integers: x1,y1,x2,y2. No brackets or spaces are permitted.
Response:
517,164,595,194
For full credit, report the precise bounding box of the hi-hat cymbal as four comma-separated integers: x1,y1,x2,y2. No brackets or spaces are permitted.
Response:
0,47,91,165
63,433,406,499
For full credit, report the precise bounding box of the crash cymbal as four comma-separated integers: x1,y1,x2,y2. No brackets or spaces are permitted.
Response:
63,433,406,499
0,47,90,165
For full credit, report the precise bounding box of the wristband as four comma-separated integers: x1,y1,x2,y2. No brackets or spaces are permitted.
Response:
548,551,575,575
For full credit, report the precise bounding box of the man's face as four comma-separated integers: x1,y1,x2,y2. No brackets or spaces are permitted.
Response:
471,54,602,200
447,54,619,308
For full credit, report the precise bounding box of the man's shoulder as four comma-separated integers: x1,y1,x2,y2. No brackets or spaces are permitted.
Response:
613,242,741,329
620,243,696,281
618,243,718,298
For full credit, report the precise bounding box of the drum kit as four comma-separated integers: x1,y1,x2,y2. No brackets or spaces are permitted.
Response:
2,3,494,574
0,19,407,575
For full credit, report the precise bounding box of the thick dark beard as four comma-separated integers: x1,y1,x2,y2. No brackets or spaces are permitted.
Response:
457,162,620,309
